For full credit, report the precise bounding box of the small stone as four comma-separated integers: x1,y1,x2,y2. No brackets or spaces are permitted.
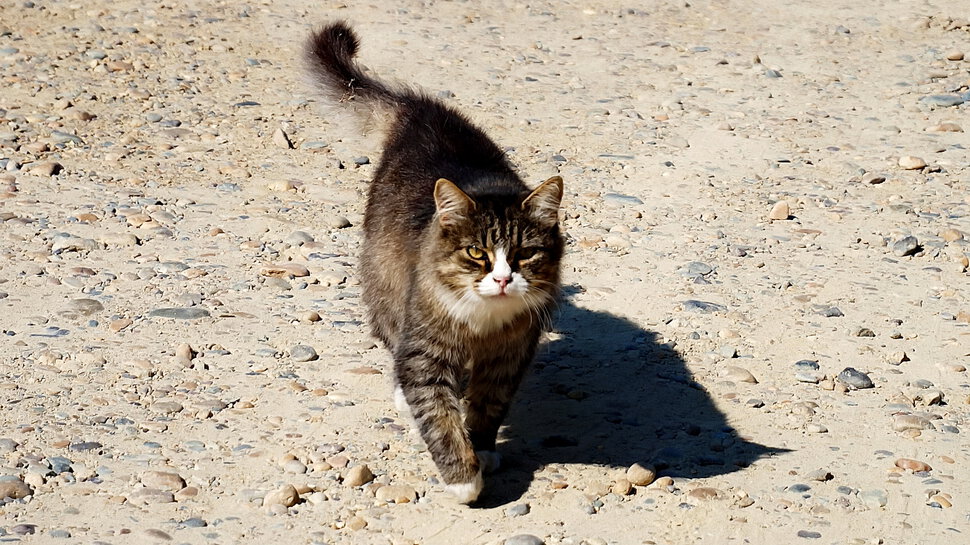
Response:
130,487,175,504
894,458,932,472
930,494,952,508
290,345,318,362
260,263,310,278
283,459,307,474
926,123,963,133
806,469,833,481
344,464,375,487
920,94,965,108
805,423,828,434
836,367,873,389
687,487,720,500
892,414,933,432
109,318,132,332
945,50,965,61
862,172,887,184
505,535,544,545
506,503,531,517
0,477,32,499
797,530,822,539
611,478,633,495
768,201,790,220
898,156,926,170
626,463,656,486
330,216,352,229
49,529,71,538
723,366,758,384
285,231,314,246
940,228,964,242
272,128,292,149
141,470,186,491
683,300,727,313
346,516,367,530
149,308,210,319
860,489,888,509
66,298,104,316
375,484,417,503
11,524,36,535
892,236,920,256
28,161,63,176
262,484,299,508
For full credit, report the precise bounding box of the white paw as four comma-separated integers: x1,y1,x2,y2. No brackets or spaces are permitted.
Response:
446,471,483,504
476,450,502,474
393,385,409,413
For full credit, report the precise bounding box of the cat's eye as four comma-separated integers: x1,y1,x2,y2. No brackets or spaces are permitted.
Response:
517,247,540,260
466,246,486,260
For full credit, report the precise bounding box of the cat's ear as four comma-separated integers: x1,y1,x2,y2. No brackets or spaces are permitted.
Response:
522,176,563,227
434,178,475,227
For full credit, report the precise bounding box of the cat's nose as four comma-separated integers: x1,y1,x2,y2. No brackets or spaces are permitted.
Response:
495,275,511,291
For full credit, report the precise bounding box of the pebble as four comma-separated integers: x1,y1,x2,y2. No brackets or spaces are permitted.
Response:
141,470,186,491
129,487,175,504
723,366,758,384
505,535,544,545
283,459,307,474
260,263,310,278
836,367,873,389
920,94,965,107
940,228,964,242
272,128,293,149
796,530,822,539
626,462,656,486
65,298,104,316
768,201,790,220
894,458,932,472
682,300,727,313
806,469,833,481
687,487,720,500
263,484,299,508
344,464,375,487
892,236,919,256
506,503,531,517
893,414,933,432
375,484,417,503
149,308,210,319
926,122,963,133
946,50,965,61
0,477,33,499
11,524,36,535
290,345,318,362
898,156,926,170
860,489,888,508
28,161,64,176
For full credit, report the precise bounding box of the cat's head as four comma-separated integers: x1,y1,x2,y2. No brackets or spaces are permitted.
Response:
425,176,564,333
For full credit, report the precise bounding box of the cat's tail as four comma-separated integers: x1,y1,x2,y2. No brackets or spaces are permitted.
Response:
304,22,403,120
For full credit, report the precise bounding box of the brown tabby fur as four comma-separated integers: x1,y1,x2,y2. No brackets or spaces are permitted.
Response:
304,22,564,503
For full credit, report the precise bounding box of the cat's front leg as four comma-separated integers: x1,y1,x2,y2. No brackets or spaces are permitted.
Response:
464,351,533,475
396,352,482,503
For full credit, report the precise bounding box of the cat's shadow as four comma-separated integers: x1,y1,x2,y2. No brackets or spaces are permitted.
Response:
477,286,789,507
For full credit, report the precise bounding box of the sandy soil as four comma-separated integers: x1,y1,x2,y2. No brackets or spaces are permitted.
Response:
1,1,968,544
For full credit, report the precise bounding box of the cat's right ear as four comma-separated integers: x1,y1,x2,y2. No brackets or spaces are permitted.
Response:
434,178,475,228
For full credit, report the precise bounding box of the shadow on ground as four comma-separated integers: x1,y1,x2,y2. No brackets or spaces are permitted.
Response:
478,286,789,507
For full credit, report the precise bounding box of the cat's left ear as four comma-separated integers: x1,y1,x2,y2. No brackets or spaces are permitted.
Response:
522,176,563,227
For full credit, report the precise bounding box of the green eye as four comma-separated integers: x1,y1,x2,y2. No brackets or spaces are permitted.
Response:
466,246,486,260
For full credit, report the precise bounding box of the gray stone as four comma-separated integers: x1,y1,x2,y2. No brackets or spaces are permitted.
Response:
797,530,821,539
155,261,189,274
603,193,643,206
891,236,919,257
52,235,98,253
49,529,71,538
149,307,210,319
182,517,207,528
860,489,888,508
290,345,318,362
684,261,713,276
50,130,83,145
0,438,19,452
683,300,727,313
506,503,531,517
837,367,873,389
920,94,965,108
505,535,544,545
65,298,104,316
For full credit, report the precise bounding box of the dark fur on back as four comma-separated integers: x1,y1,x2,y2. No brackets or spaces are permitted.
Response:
305,22,564,504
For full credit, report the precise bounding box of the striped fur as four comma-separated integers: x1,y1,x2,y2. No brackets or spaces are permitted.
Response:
305,22,564,503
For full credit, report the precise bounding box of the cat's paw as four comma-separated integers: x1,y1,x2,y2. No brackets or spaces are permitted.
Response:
393,385,409,413
476,450,502,474
446,471,483,504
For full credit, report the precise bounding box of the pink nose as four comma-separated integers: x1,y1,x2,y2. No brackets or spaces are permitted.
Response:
495,276,510,290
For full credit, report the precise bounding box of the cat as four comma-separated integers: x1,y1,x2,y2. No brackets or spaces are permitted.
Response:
304,22,564,504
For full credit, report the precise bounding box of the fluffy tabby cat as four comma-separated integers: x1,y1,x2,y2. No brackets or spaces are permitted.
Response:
304,22,564,503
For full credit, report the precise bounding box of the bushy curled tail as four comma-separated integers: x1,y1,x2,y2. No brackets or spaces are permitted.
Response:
304,22,401,110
